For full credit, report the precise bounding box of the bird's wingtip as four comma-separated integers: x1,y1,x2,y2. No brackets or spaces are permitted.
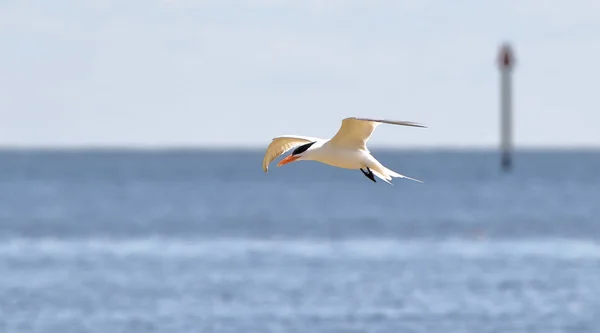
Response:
410,122,428,128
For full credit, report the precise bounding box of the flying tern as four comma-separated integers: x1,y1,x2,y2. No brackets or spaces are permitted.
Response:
262,117,426,184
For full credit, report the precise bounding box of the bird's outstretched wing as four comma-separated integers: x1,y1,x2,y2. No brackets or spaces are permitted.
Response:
328,117,426,150
262,135,321,172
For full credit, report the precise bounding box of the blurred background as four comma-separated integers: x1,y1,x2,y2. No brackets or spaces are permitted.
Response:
1,1,599,332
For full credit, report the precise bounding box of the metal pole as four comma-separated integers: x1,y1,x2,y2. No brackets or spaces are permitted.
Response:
498,44,514,172
501,65,512,170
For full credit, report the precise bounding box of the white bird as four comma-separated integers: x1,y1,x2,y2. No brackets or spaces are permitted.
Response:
262,117,426,185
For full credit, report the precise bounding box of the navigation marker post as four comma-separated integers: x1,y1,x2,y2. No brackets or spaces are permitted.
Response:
498,43,515,172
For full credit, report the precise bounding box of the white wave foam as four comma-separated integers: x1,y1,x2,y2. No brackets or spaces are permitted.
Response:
0,237,598,260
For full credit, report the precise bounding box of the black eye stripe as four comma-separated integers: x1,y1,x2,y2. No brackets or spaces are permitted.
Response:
292,142,316,155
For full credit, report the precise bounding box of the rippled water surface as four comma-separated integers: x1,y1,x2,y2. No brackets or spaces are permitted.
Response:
1,150,599,332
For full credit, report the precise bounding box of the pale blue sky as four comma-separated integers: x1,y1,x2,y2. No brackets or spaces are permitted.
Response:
1,0,599,148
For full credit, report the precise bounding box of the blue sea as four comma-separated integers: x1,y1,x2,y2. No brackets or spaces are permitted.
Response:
1,149,599,333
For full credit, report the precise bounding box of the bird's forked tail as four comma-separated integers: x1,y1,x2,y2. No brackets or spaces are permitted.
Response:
369,164,423,185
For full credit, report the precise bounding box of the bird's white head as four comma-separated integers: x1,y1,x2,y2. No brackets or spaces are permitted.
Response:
277,141,316,167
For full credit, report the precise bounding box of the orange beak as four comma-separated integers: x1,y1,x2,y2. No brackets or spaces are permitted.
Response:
277,155,300,167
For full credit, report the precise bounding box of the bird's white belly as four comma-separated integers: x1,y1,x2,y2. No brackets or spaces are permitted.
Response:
307,148,366,170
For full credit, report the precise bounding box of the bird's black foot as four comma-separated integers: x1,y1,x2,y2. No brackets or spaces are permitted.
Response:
360,167,376,183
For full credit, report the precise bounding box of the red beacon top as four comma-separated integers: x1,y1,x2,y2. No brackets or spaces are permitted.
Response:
498,43,515,70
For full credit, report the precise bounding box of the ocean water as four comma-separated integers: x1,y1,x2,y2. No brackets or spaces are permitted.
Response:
0,149,599,333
